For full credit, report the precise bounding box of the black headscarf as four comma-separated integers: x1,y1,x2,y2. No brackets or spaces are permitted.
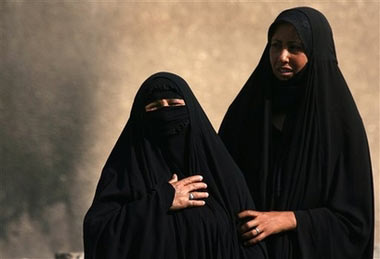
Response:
219,7,374,259
83,72,268,259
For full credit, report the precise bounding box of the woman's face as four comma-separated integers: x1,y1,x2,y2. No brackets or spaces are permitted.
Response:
269,23,308,81
145,98,185,112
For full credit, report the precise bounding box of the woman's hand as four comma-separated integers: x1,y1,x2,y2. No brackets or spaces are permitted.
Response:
238,210,297,245
168,174,209,211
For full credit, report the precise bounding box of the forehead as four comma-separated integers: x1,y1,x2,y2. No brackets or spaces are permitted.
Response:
271,23,302,42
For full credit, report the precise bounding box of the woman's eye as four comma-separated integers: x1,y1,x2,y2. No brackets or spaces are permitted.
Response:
145,106,157,111
270,42,281,49
168,100,185,106
289,45,303,53
145,103,159,111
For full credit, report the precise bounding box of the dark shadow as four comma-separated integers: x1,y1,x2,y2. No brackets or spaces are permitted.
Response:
0,1,97,252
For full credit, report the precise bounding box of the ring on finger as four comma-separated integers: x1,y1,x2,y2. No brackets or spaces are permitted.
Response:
189,193,194,200
254,227,261,235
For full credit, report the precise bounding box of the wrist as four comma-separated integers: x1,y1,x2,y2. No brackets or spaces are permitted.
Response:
286,211,297,230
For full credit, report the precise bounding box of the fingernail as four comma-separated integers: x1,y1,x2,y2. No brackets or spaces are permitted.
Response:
205,193,209,197
199,176,203,180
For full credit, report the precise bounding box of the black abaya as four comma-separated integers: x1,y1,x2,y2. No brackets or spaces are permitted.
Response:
83,72,267,259
219,7,374,259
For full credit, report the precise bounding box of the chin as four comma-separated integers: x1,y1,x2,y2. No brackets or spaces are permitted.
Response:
277,75,293,81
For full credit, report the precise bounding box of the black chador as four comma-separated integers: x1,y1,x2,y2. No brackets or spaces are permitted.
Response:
84,72,268,259
219,7,374,259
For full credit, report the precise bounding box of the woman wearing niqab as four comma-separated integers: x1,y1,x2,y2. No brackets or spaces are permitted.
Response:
219,7,374,259
83,72,268,258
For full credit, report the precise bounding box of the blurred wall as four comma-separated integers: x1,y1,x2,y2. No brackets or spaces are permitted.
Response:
1,1,379,258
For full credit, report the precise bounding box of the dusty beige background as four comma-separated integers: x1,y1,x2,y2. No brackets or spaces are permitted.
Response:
1,1,379,258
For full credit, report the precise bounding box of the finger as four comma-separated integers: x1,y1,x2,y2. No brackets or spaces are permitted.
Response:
188,200,206,207
241,229,257,240
244,233,266,246
168,174,178,183
186,182,208,192
180,175,203,185
189,191,209,200
238,210,259,219
244,237,258,246
240,219,258,233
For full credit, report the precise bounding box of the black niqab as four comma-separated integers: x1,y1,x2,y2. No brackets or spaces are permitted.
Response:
144,102,190,173
219,7,374,259
84,72,268,259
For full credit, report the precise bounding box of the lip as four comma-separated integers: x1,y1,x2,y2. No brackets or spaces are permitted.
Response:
277,67,293,76
278,67,293,73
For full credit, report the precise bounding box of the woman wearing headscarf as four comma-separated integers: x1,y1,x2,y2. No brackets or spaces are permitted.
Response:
83,72,268,259
219,7,374,259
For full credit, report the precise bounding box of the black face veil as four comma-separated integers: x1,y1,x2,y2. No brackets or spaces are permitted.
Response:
219,7,374,259
83,72,268,259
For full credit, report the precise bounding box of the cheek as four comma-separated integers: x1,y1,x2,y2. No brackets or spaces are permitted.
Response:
269,51,276,70
293,54,308,72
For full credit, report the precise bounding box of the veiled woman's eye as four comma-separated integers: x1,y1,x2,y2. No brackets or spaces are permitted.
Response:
168,99,185,106
270,42,281,49
145,106,158,112
145,102,160,112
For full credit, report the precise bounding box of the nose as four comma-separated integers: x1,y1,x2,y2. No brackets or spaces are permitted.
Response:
160,99,170,107
279,48,290,63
